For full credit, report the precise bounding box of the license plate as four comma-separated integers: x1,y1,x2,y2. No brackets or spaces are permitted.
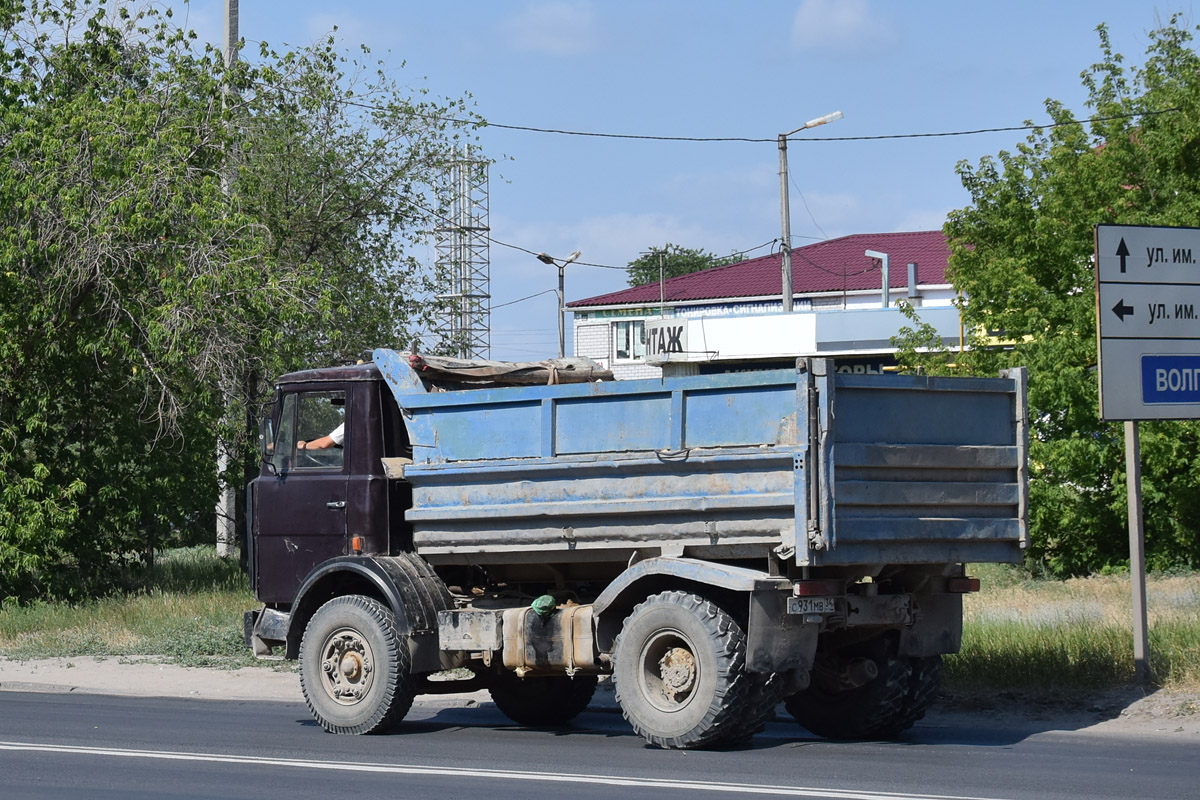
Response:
787,596,836,615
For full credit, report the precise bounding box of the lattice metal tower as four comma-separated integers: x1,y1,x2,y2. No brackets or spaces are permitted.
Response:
435,150,491,358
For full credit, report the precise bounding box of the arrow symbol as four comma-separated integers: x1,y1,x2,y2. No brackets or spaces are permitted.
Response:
1115,238,1130,273
1112,299,1135,322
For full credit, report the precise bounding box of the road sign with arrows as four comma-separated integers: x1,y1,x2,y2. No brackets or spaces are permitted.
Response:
1096,224,1200,420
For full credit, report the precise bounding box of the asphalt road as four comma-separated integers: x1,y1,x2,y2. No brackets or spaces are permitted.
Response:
0,690,1196,800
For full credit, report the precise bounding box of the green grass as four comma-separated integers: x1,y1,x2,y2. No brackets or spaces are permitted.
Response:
946,564,1200,694
0,547,258,668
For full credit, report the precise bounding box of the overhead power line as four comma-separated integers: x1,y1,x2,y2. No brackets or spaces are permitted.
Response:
492,289,557,310
570,238,780,271
475,108,1182,144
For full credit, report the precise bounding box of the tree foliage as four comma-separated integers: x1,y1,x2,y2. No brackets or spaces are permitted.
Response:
938,18,1200,576
0,1,480,602
625,243,744,288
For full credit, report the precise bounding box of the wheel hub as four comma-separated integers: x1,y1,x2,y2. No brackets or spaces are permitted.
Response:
658,646,696,699
321,630,374,705
340,651,364,681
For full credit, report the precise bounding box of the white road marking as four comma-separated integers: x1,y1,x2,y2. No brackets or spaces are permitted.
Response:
0,740,1010,800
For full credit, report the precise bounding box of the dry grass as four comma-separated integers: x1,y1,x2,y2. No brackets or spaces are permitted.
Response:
948,565,1200,692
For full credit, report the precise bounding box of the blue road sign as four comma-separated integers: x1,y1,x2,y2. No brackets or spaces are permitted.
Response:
1141,354,1200,404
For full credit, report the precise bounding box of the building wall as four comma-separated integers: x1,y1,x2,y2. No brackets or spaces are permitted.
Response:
574,321,664,380
610,361,662,380
574,322,611,369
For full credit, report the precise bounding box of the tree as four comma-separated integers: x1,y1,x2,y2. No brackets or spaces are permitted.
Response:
625,243,743,288
937,18,1200,576
0,1,480,602
216,26,481,546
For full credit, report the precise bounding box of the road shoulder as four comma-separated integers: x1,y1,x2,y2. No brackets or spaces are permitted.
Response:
2,656,1197,739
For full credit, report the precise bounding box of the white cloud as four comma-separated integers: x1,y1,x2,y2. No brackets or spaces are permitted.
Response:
790,0,894,55
501,1,597,55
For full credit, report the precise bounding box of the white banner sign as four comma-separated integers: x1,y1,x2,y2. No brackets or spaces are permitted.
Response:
645,318,687,359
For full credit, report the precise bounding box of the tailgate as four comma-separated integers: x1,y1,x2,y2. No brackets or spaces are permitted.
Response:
801,363,1028,567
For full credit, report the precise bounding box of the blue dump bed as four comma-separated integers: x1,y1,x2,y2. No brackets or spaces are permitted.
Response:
374,349,1028,568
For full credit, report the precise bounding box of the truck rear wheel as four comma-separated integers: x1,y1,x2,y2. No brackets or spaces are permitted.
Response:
612,591,751,749
783,641,911,740
891,655,943,731
489,671,598,727
299,595,415,735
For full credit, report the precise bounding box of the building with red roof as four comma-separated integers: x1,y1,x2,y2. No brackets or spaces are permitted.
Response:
567,231,959,379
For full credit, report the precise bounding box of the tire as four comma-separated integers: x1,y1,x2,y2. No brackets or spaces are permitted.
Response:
890,655,943,732
715,671,788,746
784,640,911,740
299,595,415,735
489,671,599,727
612,591,752,749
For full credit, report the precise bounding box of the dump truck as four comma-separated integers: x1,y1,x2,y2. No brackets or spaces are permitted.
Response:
244,350,1028,749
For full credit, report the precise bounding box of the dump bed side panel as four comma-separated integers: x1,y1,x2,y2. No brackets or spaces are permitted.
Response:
403,451,796,559
373,350,804,561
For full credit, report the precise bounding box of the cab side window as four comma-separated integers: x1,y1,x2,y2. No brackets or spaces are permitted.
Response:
274,390,346,471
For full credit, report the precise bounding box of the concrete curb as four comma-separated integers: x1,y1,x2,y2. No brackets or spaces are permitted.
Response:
0,656,624,711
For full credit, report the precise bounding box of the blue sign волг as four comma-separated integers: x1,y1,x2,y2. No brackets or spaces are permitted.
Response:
1141,354,1200,404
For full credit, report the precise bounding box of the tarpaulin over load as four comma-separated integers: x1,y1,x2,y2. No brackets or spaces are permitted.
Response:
402,352,613,386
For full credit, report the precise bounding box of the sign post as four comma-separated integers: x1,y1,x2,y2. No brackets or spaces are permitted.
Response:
1123,421,1149,683
1095,223,1200,681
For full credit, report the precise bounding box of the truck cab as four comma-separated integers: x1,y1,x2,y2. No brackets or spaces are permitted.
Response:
249,364,411,604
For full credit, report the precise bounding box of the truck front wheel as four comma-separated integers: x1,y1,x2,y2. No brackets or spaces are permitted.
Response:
612,591,751,749
299,595,416,735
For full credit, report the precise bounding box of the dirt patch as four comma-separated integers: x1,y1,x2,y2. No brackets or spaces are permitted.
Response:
933,685,1200,738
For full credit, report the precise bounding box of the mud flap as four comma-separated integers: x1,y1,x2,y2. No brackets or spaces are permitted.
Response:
746,588,819,674
898,592,963,657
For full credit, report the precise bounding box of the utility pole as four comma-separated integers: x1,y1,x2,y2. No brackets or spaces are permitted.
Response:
778,111,843,312
215,0,240,559
537,250,581,359
222,1,239,120
659,252,665,317
556,259,565,358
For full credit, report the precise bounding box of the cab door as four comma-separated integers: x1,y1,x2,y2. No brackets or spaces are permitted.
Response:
253,387,349,603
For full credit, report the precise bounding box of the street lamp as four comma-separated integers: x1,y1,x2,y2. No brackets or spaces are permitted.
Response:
778,110,843,312
537,249,582,358
864,249,890,308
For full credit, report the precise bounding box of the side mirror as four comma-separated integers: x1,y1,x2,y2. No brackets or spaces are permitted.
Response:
259,417,275,463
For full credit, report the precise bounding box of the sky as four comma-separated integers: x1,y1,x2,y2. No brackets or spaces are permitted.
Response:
175,0,1195,360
